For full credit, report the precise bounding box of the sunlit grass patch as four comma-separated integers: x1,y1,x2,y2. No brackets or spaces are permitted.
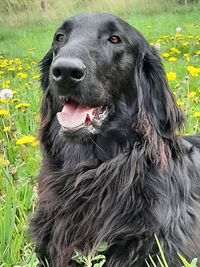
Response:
151,26,200,134
0,48,41,266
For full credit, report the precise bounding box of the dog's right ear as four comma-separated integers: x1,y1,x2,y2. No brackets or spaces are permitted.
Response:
40,48,53,91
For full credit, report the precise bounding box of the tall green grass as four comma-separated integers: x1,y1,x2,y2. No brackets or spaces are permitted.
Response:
0,4,199,59
0,0,199,26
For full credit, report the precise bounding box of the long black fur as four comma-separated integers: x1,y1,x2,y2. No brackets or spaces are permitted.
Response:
30,13,200,267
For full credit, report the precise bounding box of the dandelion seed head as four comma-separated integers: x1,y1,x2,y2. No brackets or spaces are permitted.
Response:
0,89,13,100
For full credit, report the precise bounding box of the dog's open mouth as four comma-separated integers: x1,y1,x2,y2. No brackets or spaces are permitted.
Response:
57,97,109,133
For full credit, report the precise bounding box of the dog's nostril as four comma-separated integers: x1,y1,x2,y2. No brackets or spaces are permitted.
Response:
52,68,62,79
71,69,85,80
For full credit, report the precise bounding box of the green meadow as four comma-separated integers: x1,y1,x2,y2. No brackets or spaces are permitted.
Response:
0,1,199,266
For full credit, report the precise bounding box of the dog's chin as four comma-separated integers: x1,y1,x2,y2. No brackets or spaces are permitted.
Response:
56,97,110,141
59,125,99,141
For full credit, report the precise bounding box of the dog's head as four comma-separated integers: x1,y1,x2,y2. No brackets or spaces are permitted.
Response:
40,13,184,152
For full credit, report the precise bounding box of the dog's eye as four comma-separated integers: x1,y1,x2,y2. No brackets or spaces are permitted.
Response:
56,34,64,42
108,36,122,44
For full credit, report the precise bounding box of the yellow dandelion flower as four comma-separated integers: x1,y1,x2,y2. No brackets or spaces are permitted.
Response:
0,99,7,105
182,42,189,47
169,57,177,62
32,140,39,147
160,35,169,39
162,53,170,58
2,80,10,89
193,112,200,118
11,98,20,103
15,103,30,109
8,67,15,72
183,53,190,62
15,58,21,65
171,47,181,54
32,74,41,80
166,72,176,81
193,97,199,103
24,83,29,89
18,66,23,71
175,34,184,40
3,126,11,132
196,51,200,55
0,109,9,116
16,72,27,79
29,48,35,52
186,66,199,77
188,34,193,39
177,99,184,108
16,136,36,145
189,91,196,97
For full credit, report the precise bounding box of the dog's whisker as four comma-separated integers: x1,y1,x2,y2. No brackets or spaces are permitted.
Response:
88,135,107,155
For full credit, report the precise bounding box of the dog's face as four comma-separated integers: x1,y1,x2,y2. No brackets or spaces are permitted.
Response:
41,13,142,138
41,13,183,143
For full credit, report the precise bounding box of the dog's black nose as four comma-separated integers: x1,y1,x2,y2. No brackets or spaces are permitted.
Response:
52,58,86,88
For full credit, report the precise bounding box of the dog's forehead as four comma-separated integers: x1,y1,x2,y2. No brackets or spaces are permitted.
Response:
59,13,131,35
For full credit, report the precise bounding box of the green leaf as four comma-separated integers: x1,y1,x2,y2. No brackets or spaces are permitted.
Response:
154,234,168,267
72,251,85,264
178,253,198,267
96,243,108,252
157,255,165,267
145,259,151,267
93,259,106,267
148,254,157,267
191,258,198,266
92,255,106,261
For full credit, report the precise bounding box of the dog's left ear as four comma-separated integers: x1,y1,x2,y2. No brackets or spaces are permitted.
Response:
135,45,184,140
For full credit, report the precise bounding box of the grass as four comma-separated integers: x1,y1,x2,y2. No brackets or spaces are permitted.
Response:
0,0,198,27
0,2,200,266
0,4,199,59
72,237,199,267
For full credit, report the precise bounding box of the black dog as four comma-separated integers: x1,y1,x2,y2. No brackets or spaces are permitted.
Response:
31,13,200,267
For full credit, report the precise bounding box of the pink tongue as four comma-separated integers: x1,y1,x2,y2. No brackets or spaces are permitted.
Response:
57,103,94,128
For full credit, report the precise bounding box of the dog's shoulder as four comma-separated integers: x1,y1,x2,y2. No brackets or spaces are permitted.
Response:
183,135,200,151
